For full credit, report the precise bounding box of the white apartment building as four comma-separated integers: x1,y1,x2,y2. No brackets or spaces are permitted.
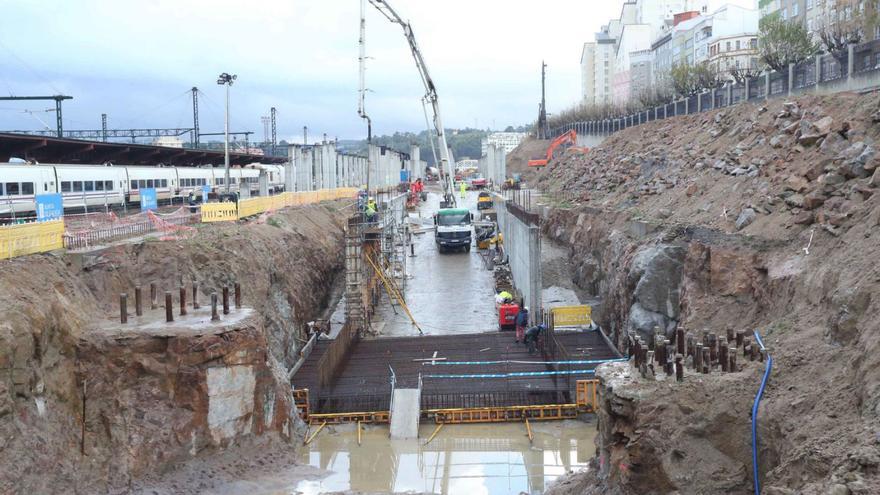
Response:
581,26,620,105
480,132,527,155
580,0,761,105
629,49,656,100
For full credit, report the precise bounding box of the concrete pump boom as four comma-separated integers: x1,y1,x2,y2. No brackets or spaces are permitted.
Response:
366,0,456,207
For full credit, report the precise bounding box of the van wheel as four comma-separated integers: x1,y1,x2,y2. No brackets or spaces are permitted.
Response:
465,245,471,253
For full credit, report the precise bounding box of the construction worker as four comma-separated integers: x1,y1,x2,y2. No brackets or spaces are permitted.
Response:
515,306,529,343
524,323,546,355
365,197,378,223
459,180,466,199
495,290,513,305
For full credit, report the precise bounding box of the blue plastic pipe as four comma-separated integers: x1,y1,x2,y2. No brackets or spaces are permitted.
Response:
751,330,773,495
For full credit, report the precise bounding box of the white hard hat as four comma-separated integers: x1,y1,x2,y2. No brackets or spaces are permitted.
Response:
523,306,529,311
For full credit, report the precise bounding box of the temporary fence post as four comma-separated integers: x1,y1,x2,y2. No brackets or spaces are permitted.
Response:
234,282,241,309
193,282,200,309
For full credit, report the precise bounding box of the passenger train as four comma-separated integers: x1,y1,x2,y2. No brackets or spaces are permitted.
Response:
0,163,287,216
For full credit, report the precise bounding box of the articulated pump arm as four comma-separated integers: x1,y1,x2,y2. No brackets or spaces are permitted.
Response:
367,0,456,206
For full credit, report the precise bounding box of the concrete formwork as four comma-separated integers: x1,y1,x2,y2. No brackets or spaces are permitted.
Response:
496,196,541,322
479,144,506,185
289,143,369,191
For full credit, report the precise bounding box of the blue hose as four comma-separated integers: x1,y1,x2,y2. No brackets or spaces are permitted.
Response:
751,330,773,495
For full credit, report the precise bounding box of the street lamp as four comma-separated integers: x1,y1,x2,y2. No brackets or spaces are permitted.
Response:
217,72,237,193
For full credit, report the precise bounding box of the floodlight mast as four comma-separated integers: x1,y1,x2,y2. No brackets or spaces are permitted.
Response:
366,0,456,207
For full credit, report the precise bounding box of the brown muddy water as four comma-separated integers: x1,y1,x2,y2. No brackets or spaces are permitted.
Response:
294,419,596,495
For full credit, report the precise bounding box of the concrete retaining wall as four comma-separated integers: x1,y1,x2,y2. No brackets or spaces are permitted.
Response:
496,196,541,322
479,144,506,186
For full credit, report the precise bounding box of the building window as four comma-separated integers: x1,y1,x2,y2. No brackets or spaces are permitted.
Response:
726,41,731,51
736,40,741,50
782,7,787,19
793,2,799,16
751,38,758,49
807,0,814,9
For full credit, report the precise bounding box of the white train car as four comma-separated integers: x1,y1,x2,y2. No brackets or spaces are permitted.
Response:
124,166,177,203
175,166,216,199
0,165,58,215
55,165,127,210
1,162,292,217
264,165,286,192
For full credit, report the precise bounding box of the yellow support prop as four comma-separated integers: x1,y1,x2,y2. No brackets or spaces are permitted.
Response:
304,421,327,445
365,254,423,333
525,418,533,443
357,420,362,446
424,423,445,446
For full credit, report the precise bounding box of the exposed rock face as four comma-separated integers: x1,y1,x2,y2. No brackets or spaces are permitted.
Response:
76,323,296,484
627,244,685,340
0,204,347,493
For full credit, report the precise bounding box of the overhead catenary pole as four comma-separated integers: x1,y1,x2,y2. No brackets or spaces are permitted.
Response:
101,114,107,142
0,95,73,138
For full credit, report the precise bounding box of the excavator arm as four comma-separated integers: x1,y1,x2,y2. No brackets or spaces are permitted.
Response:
528,130,588,167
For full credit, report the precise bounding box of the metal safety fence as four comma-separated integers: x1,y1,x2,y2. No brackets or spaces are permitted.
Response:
551,40,880,139
0,187,359,261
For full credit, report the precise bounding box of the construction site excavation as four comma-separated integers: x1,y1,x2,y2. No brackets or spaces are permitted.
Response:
5,1,880,494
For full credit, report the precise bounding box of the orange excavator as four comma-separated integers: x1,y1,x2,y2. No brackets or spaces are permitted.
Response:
528,129,589,167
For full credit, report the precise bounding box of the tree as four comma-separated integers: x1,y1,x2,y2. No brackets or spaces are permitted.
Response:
758,14,818,72
692,62,724,91
670,62,697,96
636,71,675,107
816,0,879,64
504,125,516,132
729,66,762,85
670,62,721,96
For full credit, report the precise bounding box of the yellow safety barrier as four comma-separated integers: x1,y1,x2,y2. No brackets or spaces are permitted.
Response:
201,202,238,223
0,220,64,260
551,305,593,327
575,379,600,413
237,196,270,219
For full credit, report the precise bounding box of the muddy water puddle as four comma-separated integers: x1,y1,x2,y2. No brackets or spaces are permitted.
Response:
294,419,596,494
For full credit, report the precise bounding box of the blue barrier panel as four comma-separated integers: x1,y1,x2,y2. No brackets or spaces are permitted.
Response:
140,188,157,211
35,193,63,221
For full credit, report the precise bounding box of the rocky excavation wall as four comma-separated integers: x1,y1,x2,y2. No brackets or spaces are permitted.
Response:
0,202,348,493
541,92,880,494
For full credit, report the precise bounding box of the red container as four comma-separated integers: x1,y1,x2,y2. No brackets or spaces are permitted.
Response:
498,303,520,331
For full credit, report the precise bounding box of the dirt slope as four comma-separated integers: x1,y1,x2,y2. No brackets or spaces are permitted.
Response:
506,136,550,184
539,92,880,494
0,203,349,493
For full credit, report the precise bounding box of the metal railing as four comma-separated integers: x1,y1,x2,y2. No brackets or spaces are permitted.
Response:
551,41,879,139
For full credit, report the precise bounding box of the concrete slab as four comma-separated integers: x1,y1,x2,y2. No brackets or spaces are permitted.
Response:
389,388,421,439
97,304,256,338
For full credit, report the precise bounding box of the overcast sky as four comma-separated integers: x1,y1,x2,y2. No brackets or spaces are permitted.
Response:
0,0,624,143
